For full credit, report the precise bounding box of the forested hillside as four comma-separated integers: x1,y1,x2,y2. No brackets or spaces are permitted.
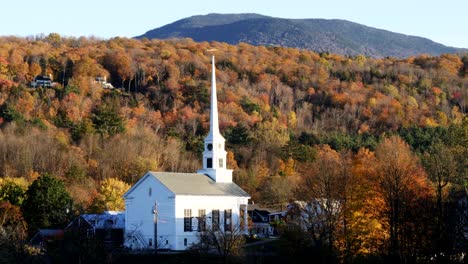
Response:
0,34,466,262
137,13,465,58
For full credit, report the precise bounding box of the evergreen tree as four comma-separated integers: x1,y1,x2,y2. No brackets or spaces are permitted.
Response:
92,105,125,136
21,173,73,233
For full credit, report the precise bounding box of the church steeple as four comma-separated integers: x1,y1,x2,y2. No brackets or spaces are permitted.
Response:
207,55,222,140
197,55,232,183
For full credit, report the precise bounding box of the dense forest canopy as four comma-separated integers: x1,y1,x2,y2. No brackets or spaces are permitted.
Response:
0,34,466,263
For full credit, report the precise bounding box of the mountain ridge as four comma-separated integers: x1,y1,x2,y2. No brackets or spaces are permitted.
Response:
136,13,465,58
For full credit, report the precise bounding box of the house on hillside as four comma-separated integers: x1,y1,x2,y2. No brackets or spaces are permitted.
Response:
123,56,250,251
248,205,284,238
94,76,114,89
30,75,54,88
65,211,125,248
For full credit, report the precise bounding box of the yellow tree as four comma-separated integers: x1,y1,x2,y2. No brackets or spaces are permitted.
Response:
72,56,108,78
340,148,387,258
7,50,28,83
89,178,130,213
0,57,9,80
28,62,42,80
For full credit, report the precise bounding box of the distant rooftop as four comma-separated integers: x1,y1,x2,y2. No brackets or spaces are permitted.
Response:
34,75,52,81
80,211,125,229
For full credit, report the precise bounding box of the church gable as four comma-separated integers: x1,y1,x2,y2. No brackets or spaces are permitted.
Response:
123,172,173,199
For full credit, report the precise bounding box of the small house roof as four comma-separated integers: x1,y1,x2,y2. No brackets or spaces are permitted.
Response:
34,75,52,81
247,204,276,212
80,211,125,229
29,229,64,246
36,229,64,237
124,171,250,198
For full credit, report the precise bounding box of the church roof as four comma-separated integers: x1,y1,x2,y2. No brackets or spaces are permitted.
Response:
148,171,250,197
123,171,250,199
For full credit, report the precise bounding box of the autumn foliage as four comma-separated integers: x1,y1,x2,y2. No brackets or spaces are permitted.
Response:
0,34,466,262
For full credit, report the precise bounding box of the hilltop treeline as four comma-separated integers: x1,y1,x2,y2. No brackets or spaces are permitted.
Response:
0,34,466,262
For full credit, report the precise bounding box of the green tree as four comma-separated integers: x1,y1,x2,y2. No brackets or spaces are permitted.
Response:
397,126,447,153
422,143,457,248
21,174,73,233
226,124,252,146
92,105,125,136
445,121,468,190
0,103,25,124
0,181,25,206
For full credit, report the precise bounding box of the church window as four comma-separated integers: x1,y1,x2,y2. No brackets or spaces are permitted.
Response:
148,188,152,197
184,238,187,246
219,158,223,168
207,158,213,168
224,209,232,232
198,209,206,232
207,144,213,151
212,210,220,231
184,209,192,232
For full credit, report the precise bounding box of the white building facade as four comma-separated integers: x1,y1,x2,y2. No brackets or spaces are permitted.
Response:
124,56,250,251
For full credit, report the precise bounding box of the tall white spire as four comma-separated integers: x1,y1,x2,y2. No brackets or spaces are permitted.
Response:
197,55,232,183
207,55,221,140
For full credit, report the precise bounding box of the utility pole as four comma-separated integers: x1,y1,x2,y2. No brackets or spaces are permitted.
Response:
152,201,158,255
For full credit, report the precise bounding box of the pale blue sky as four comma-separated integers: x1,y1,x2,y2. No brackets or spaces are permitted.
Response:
1,0,467,48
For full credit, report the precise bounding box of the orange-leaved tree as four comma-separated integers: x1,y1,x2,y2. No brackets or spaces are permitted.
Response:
374,136,434,262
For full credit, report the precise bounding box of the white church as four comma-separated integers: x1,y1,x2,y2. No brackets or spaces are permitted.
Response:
123,56,251,251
